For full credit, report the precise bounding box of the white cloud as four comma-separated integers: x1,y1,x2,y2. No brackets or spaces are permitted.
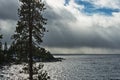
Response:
45,0,64,9
0,20,16,32
43,0,120,53
0,0,120,54
0,19,16,43
45,0,120,30
95,0,120,9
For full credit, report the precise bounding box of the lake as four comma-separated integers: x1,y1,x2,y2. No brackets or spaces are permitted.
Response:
43,54,120,80
1,54,120,80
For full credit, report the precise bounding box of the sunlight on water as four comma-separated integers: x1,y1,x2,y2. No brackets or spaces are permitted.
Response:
44,55,120,80
1,54,120,80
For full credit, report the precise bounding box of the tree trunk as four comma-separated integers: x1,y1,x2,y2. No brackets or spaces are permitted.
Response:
28,0,33,79
29,26,33,80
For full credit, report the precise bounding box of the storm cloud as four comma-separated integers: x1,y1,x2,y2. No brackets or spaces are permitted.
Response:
43,0,120,49
0,0,120,53
0,0,19,20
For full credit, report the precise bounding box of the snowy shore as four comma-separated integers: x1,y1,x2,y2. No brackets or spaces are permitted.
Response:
0,62,48,80
0,63,30,80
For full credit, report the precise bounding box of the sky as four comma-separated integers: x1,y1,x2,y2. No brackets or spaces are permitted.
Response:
0,0,120,54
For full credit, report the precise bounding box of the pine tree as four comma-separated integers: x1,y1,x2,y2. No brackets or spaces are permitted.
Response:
0,34,2,53
0,35,2,39
0,29,2,43
0,29,3,64
0,35,2,50
4,42,8,54
12,0,47,79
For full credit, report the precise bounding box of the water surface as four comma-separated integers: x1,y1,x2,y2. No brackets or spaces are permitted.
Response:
44,54,120,80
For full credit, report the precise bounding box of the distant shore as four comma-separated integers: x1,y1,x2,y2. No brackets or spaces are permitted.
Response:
37,57,65,62
53,54,120,55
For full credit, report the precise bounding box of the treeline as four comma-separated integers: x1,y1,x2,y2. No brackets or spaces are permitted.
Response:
0,40,55,64
0,29,55,64
8,42,55,63
0,0,54,79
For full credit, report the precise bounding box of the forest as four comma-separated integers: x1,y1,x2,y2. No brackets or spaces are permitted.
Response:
0,0,58,80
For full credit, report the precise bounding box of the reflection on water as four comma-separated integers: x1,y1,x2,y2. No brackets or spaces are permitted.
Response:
44,54,120,80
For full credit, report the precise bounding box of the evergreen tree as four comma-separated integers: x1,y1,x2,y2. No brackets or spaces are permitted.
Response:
0,29,3,64
0,35,2,39
12,0,47,79
7,42,17,62
3,42,8,62
0,35,2,51
4,42,8,54
0,29,2,46
13,40,29,62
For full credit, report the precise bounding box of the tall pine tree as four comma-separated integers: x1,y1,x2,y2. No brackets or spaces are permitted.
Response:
0,29,2,42
0,29,2,53
0,29,3,64
12,0,47,79
4,42,8,55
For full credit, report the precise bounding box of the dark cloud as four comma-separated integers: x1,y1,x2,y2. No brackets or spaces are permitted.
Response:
43,24,120,49
0,0,19,20
44,4,77,23
0,0,120,50
42,2,120,49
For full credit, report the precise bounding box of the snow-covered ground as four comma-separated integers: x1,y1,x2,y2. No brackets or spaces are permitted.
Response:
0,63,48,80
0,64,29,80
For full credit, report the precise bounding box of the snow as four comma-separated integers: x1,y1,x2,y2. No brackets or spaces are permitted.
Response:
0,63,29,80
0,62,46,80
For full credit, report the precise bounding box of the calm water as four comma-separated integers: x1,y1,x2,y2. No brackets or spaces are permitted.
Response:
44,54,120,80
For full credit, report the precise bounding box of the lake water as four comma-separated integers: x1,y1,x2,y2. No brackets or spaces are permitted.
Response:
1,54,120,80
44,54,120,80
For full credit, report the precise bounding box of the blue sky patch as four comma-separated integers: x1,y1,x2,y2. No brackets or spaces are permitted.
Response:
64,0,70,6
75,0,94,9
64,0,120,16
95,8,120,16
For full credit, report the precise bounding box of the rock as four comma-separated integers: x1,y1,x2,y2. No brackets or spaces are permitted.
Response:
10,73,14,76
0,74,4,77
19,70,23,73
